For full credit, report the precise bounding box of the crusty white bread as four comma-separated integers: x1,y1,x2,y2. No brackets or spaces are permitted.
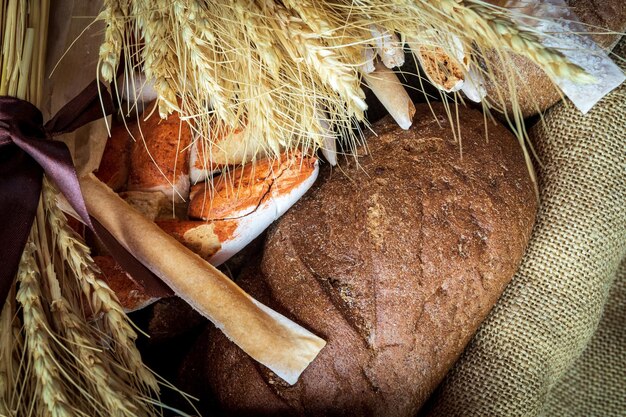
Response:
93,256,158,312
187,153,319,266
95,119,132,191
189,125,267,183
127,103,191,202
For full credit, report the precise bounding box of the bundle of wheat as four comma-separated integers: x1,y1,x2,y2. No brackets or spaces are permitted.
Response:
98,0,593,178
0,1,185,416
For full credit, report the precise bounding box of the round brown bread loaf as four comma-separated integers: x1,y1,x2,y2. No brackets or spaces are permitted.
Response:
190,104,537,416
483,0,626,118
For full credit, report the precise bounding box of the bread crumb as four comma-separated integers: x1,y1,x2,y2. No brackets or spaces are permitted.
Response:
183,224,222,259
265,370,289,388
418,45,464,91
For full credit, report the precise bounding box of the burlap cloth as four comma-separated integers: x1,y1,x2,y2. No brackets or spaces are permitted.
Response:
422,38,626,417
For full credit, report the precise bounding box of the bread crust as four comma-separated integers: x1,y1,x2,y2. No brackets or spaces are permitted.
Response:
127,104,191,201
198,104,537,416
95,119,132,191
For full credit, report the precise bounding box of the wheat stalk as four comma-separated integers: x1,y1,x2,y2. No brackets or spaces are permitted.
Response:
16,240,75,417
1,0,171,414
0,300,16,416
43,180,159,397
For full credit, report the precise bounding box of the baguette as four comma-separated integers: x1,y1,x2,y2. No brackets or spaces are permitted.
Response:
363,61,416,130
79,174,326,384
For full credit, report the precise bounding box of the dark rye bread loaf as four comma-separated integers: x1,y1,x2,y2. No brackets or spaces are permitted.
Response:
187,104,537,416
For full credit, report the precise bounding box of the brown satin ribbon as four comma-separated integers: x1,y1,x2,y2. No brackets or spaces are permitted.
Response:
0,81,172,307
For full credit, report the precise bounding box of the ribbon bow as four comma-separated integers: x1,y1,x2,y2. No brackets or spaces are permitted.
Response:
0,81,171,307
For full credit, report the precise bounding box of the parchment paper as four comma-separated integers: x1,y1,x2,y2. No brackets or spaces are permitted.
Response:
43,0,109,176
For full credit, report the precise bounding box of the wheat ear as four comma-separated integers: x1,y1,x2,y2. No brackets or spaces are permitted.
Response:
0,299,16,416
133,0,179,118
98,0,128,83
270,1,367,119
43,180,159,397
51,298,140,417
232,0,283,77
281,0,333,34
437,0,592,82
41,189,142,417
173,0,237,125
16,240,75,417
